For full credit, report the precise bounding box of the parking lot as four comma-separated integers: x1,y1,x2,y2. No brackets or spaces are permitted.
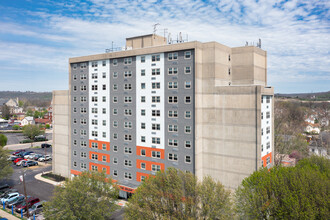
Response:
3,132,52,146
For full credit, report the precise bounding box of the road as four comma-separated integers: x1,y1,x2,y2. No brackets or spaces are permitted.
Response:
3,132,52,146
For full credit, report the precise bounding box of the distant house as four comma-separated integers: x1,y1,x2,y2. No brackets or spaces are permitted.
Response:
35,118,51,126
305,115,316,124
0,118,9,128
308,132,329,157
5,98,19,108
15,113,25,120
276,154,296,167
21,116,35,126
305,122,320,134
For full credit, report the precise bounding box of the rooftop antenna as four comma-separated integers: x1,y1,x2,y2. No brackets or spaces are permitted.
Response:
257,38,262,48
168,33,172,44
152,23,160,38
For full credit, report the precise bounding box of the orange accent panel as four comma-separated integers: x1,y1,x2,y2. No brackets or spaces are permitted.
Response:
136,159,165,171
71,170,81,175
89,140,110,151
136,146,165,159
261,152,272,167
89,162,110,175
89,151,110,163
118,185,135,193
136,172,151,182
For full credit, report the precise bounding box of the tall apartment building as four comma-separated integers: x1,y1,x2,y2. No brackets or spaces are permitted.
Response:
52,34,274,198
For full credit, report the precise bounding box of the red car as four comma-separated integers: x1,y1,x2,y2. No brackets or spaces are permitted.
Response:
13,158,26,165
12,150,25,155
15,197,40,213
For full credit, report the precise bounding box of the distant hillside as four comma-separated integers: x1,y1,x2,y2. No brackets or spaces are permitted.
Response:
0,91,52,101
275,91,330,101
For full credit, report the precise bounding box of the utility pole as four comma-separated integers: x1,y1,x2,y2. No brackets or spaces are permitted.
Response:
22,171,29,219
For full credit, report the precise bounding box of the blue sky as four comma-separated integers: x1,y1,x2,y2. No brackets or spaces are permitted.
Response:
0,0,329,93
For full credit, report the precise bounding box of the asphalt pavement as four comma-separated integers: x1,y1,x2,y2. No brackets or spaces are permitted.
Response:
3,132,52,146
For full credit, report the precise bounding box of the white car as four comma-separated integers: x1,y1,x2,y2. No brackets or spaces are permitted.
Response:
16,160,27,166
38,155,52,162
1,192,20,203
24,153,36,159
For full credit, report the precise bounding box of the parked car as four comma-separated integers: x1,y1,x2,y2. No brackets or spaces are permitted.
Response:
41,143,51,148
24,153,36,159
7,155,19,161
15,197,40,213
16,159,28,166
6,195,26,208
13,158,26,165
32,154,43,161
12,149,25,155
0,189,18,198
0,184,11,194
21,160,38,167
38,155,52,162
0,192,20,203
34,136,47,142
7,196,31,209
22,151,34,157
27,201,45,216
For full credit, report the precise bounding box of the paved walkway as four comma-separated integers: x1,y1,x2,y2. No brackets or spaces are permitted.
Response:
0,209,21,220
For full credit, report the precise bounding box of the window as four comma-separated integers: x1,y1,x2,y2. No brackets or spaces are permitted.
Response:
73,161,77,167
113,59,118,66
102,108,106,114
113,133,118,139
80,152,87,158
80,108,87,113
152,68,160,75
113,145,118,152
266,96,271,103
141,96,146,103
92,108,98,114
81,119,87,125
113,158,118,164
185,96,191,104
124,159,132,167
73,64,77,70
113,84,118,91
152,165,161,172
124,109,132,116
169,125,178,132
169,139,178,147
185,66,191,74
80,63,87,69
184,51,191,59
228,68,231,75
141,136,146,142
261,112,264,120
73,74,77,80
152,54,160,62
91,142,98,149
141,162,146,169
80,85,87,91
141,176,146,181
141,56,145,63
124,71,132,78
168,52,178,60
152,137,161,145
185,140,191,148
185,111,191,119
141,83,146,89
124,121,132,129
152,110,160,116
102,85,106,90
80,141,87,147
185,81,191,89
113,109,117,115
102,144,107,150
80,96,87,102
124,96,132,103
124,57,132,65
102,72,106,78
91,96,98,102
141,69,145,76
124,134,132,141
92,61,98,67
113,170,118,176
141,109,146,116
266,157,270,165
102,96,106,102
73,96,77,102
185,156,191,163
267,142,270,149
168,110,178,118
113,121,118,127
266,112,270,119
168,82,178,89
185,126,191,134
261,128,263,136
73,129,77,135
168,67,178,75
124,83,132,90
113,96,118,103
141,123,146,129
152,96,160,103
168,153,178,161
124,147,132,154
91,131,98,137
102,120,106,126
168,96,178,103
124,172,132,180
141,149,146,156
266,127,270,134
152,82,160,89
73,139,77,145
113,72,118,78
80,74,87,80
92,73,98,79
80,163,87,169
152,151,161,158
102,60,106,66
91,154,98,160
152,124,160,130
73,86,77,91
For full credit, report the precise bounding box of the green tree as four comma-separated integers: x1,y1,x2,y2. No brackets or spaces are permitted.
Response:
45,124,51,129
1,105,11,120
125,168,232,220
26,109,33,117
235,156,329,219
18,100,24,107
0,146,13,180
43,171,119,220
0,134,7,147
22,124,44,140
12,125,20,130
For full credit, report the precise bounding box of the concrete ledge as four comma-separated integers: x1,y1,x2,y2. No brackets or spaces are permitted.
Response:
0,208,21,220
34,172,64,186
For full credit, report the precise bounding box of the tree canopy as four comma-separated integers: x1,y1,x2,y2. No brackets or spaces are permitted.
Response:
0,134,7,147
43,171,119,220
125,168,232,220
235,156,330,219
22,124,44,140
0,146,13,180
